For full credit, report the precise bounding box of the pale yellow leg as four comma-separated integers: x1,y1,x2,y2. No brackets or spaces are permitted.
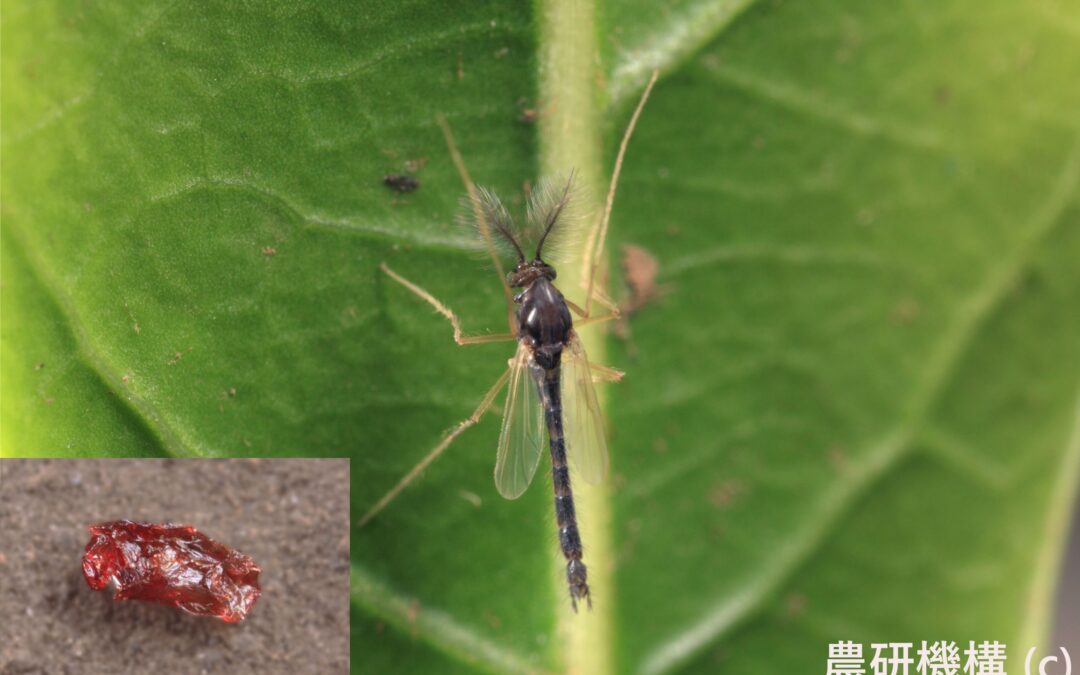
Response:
581,70,660,318
381,263,515,345
589,287,621,316
574,311,619,329
567,295,620,322
435,113,518,334
588,362,625,383
357,367,512,527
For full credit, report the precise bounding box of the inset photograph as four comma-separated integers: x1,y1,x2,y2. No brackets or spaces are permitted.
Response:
0,458,349,674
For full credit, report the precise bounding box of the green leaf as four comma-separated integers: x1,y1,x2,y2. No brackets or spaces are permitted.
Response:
4,1,1079,673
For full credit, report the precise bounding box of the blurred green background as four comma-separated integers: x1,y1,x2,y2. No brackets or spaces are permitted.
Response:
3,1,1079,673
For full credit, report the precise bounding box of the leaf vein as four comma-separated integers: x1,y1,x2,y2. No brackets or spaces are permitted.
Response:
146,176,477,251
1,227,185,457
350,563,547,675
608,0,761,108
639,136,1080,675
699,60,945,152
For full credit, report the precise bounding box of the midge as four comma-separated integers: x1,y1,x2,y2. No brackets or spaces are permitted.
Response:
360,72,658,611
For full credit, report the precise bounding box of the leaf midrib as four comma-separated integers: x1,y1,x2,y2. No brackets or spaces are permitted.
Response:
14,2,1075,672
6,3,769,661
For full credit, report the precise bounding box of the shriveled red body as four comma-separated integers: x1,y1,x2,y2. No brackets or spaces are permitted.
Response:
82,520,261,623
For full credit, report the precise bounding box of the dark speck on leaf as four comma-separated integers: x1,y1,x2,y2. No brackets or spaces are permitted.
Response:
384,174,420,193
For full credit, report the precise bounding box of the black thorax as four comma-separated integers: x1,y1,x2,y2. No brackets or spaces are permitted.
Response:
515,277,572,370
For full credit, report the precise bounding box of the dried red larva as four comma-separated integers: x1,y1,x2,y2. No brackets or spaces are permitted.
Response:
82,520,261,623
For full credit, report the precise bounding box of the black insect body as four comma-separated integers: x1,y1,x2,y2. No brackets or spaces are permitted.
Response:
360,71,659,613
517,272,572,370
383,174,420,193
375,177,613,611
503,210,600,609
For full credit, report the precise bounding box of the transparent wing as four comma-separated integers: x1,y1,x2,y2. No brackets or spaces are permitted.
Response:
562,334,610,485
494,342,545,499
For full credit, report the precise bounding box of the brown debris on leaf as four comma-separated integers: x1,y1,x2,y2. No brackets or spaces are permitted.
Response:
615,243,668,349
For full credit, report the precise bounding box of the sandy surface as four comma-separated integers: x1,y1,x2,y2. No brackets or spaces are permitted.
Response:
1053,497,1080,651
0,458,349,674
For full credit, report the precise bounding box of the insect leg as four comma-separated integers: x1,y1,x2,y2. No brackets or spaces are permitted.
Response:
574,313,620,329
580,70,659,319
565,298,622,329
587,362,624,383
435,113,517,333
567,287,621,320
357,366,513,527
587,287,621,316
381,263,515,345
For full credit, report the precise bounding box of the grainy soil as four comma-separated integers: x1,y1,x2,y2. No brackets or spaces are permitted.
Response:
0,458,349,675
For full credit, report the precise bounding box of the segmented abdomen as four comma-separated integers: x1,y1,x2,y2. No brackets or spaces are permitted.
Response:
532,361,590,611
